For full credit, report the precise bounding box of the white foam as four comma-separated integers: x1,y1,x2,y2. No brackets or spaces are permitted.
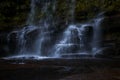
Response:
2,54,55,60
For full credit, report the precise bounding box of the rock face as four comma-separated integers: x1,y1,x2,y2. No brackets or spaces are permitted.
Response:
102,11,120,34
95,47,116,58
98,11,120,58
0,33,9,56
94,39,120,58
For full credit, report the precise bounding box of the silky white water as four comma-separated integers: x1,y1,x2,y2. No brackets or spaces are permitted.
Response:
5,0,104,59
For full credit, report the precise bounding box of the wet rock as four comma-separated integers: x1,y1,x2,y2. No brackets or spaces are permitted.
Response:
101,11,120,34
0,33,10,56
104,11,120,17
95,47,117,58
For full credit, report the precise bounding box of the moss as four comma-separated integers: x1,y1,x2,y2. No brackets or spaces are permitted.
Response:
0,0,120,29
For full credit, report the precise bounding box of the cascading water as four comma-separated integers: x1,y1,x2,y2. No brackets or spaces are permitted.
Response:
52,17,103,58
5,0,104,59
7,0,39,57
52,24,89,57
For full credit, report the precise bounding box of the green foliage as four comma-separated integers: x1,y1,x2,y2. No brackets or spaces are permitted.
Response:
0,0,119,28
0,0,30,28
75,0,120,19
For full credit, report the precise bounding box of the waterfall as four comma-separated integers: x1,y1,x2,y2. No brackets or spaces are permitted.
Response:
5,0,104,59
26,0,36,25
92,15,104,56
52,24,87,57
52,18,103,58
